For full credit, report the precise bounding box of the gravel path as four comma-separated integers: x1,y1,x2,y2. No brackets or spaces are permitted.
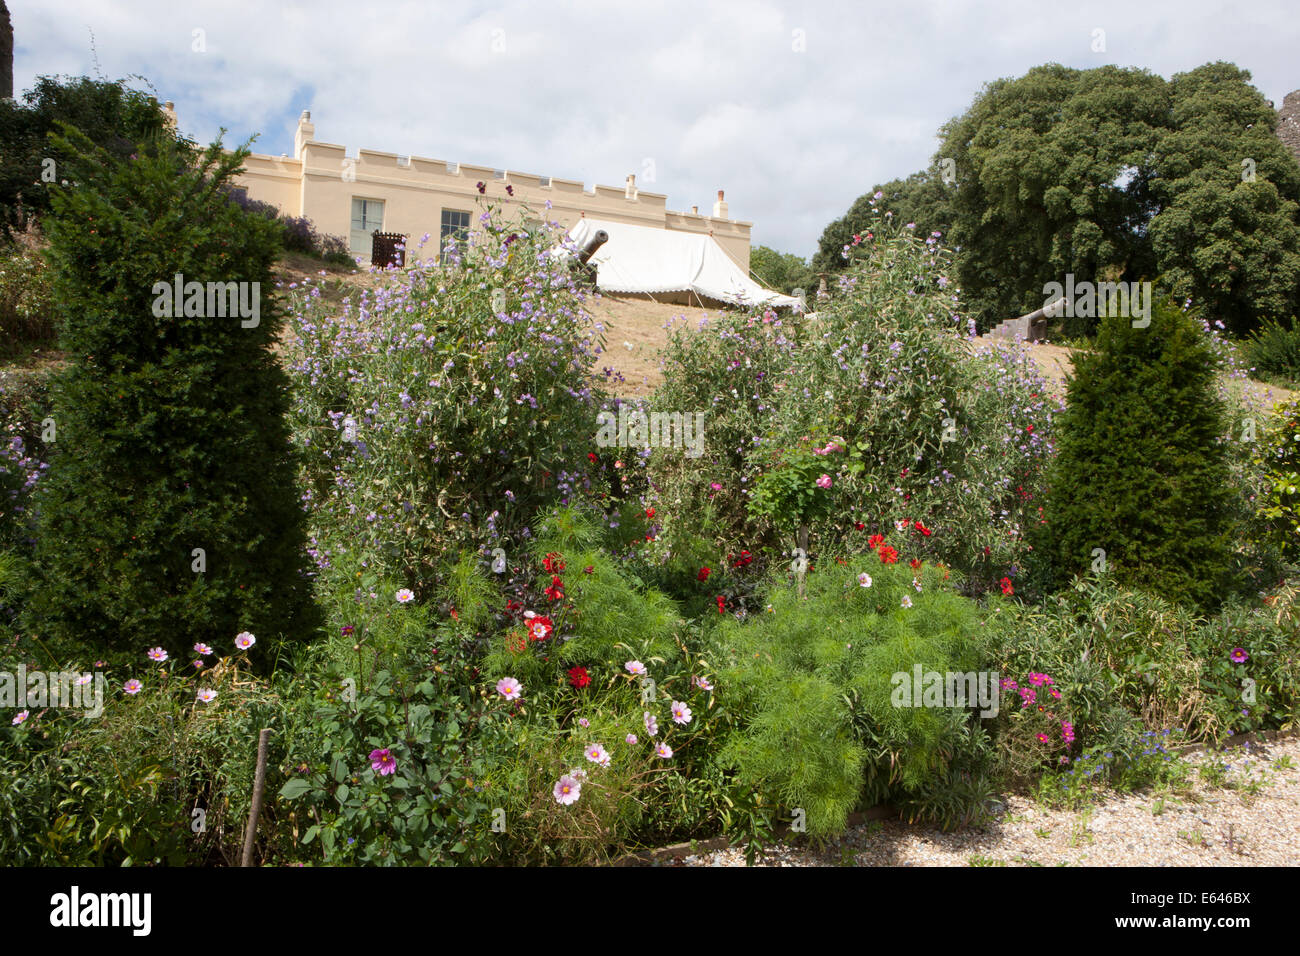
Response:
671,737,1300,867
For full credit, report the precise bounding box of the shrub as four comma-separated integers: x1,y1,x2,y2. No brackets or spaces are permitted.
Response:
1041,298,1235,610
0,244,57,355
27,127,317,663
716,543,995,840
1245,316,1300,385
286,198,607,589
649,203,1057,594
0,74,171,241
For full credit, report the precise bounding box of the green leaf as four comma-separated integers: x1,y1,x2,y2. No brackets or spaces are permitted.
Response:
279,778,312,800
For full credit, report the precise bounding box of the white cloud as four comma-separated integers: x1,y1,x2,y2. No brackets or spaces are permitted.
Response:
10,0,1300,257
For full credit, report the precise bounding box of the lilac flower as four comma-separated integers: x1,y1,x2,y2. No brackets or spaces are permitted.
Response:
147,647,168,662
644,711,658,736
655,742,673,759
671,700,692,725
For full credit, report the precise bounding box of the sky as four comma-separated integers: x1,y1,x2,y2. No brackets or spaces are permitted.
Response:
10,0,1300,258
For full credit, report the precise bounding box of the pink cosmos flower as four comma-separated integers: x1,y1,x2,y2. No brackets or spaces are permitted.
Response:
1230,647,1249,663
671,700,692,725
578,717,590,728
857,572,873,588
147,647,168,662
395,588,415,604
369,748,397,776
496,677,522,700
194,643,213,655
693,676,714,691
553,774,582,805
1036,733,1049,744
123,679,142,695
196,689,217,703
235,632,256,650
816,474,832,489
584,743,611,767
625,734,638,745
75,674,92,686
644,711,658,736
900,596,913,609
13,710,28,726
655,742,673,759
625,660,647,676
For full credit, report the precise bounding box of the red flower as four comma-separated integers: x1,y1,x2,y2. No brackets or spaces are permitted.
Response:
583,565,595,574
867,534,885,551
855,522,865,531
505,598,524,616
732,550,753,568
1025,425,1034,434
588,452,597,463
543,552,566,573
527,615,554,642
910,558,922,570
449,607,459,620
715,595,726,614
567,666,591,689
544,575,565,602
1000,577,1014,596
879,546,899,564
698,567,712,581
645,507,655,519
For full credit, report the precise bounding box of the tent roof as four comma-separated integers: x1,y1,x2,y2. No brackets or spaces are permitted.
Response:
563,217,800,310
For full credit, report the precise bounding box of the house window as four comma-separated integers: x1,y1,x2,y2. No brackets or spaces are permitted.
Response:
350,198,385,256
440,209,471,263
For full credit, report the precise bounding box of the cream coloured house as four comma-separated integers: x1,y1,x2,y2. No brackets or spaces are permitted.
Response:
212,109,753,271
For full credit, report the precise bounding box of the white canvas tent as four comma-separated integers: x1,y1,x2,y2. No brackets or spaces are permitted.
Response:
563,217,801,310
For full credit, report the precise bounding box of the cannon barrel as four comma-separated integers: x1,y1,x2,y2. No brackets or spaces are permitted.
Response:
577,230,609,266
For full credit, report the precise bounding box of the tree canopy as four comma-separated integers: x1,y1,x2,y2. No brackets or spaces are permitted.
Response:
815,62,1300,336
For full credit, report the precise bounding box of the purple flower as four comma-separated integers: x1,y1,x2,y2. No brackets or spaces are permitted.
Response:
1230,647,1249,663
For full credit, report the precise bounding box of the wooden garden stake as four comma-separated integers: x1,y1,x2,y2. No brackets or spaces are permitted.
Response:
241,728,272,867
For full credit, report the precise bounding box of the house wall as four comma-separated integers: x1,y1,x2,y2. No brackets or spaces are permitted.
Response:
229,111,751,272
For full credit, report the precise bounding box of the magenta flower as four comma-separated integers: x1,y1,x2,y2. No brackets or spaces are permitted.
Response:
1230,647,1249,663
12,710,28,726
147,647,168,662
816,474,832,489
193,643,213,655
369,748,397,776
123,679,142,695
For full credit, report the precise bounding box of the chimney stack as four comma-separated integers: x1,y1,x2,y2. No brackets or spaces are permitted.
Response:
294,110,315,159
713,188,728,219
691,205,699,215
625,173,637,199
